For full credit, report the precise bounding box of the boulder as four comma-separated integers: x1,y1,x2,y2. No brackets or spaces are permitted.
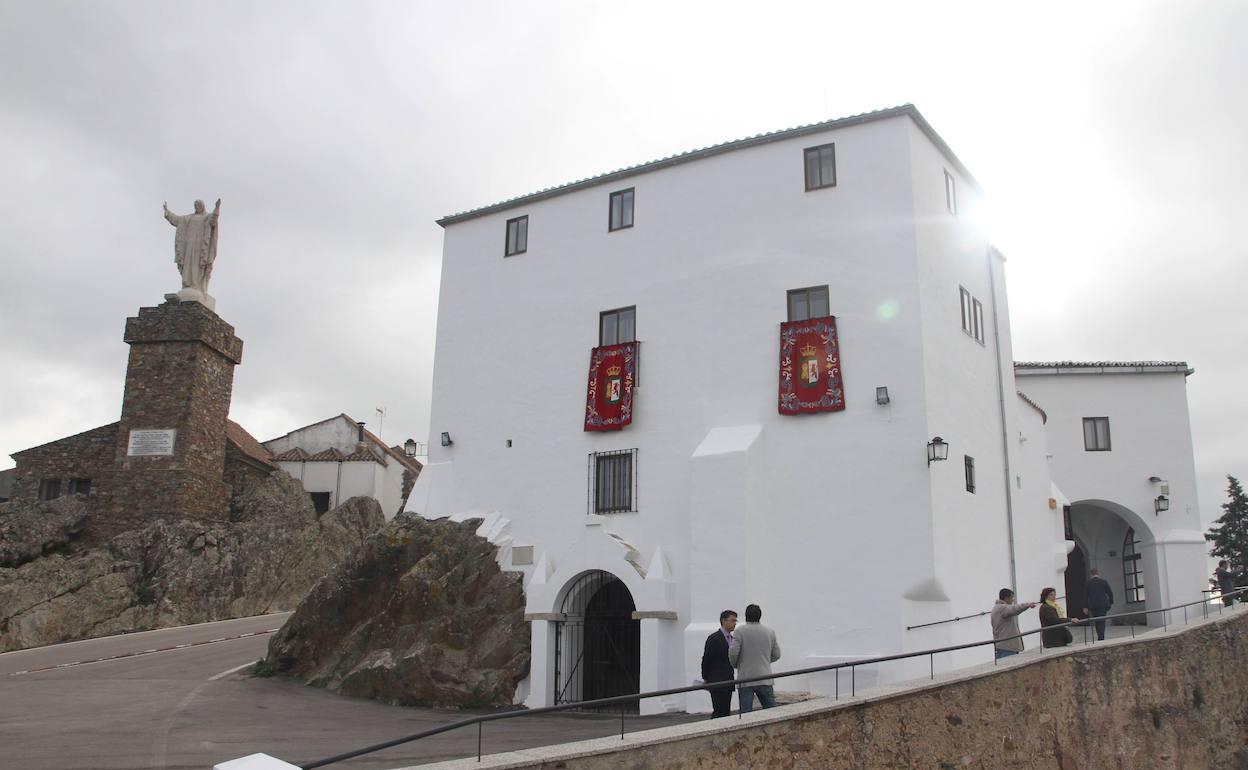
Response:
0,496,89,568
265,513,530,709
0,472,385,652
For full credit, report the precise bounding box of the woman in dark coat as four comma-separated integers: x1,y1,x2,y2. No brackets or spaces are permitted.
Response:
1038,587,1075,648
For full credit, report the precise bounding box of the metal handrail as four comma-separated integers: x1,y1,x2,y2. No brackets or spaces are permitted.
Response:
297,586,1247,769
906,594,1067,631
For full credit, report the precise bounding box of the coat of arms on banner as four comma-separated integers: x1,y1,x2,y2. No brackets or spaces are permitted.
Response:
585,342,638,431
779,316,846,415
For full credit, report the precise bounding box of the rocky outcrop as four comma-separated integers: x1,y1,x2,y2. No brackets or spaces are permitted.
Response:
265,513,530,709
0,472,385,652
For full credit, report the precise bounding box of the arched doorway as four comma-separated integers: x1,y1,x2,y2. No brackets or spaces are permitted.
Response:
553,570,640,709
1065,543,1088,619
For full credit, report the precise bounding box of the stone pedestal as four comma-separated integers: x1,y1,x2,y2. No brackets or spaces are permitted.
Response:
98,298,243,524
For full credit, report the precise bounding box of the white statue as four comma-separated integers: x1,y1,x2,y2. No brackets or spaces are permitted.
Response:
163,198,221,308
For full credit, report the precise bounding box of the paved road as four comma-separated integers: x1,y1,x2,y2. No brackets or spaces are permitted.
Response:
0,615,696,770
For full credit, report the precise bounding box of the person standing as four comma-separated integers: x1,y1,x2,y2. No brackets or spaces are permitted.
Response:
728,604,781,713
1215,560,1237,607
1039,587,1076,648
990,588,1037,659
1083,568,1114,640
701,610,737,718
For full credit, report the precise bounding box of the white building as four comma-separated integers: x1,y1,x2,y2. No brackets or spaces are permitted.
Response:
406,105,1208,713
264,414,422,519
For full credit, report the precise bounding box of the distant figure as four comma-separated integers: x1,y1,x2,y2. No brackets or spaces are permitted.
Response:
1215,560,1236,607
1084,568,1114,640
990,588,1037,659
1038,587,1075,648
701,610,737,718
728,603,781,713
164,198,221,295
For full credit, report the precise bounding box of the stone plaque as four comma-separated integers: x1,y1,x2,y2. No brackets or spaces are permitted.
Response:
128,429,176,456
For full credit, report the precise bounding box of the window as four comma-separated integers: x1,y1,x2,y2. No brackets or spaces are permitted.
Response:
803,143,837,191
37,478,61,502
609,188,634,231
964,455,976,493
589,449,637,514
944,169,958,214
959,287,985,343
504,215,528,257
1063,505,1074,540
67,478,91,496
787,285,830,322
599,306,636,346
309,492,332,514
1083,417,1111,451
1123,527,1145,603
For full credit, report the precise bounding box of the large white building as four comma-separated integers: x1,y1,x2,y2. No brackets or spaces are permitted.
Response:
406,105,1208,713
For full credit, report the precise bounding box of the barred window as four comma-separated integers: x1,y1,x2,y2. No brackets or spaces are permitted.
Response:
1123,527,1145,603
589,449,637,514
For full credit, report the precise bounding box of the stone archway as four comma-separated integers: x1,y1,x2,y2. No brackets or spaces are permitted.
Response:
552,570,640,710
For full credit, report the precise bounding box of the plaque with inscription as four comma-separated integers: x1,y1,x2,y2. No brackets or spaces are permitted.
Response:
128,429,176,456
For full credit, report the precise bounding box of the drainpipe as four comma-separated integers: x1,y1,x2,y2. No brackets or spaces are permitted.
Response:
987,246,1019,592
335,460,343,509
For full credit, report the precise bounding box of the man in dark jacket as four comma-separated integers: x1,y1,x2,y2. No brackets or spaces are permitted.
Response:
701,609,737,718
1215,560,1237,606
1084,568,1114,640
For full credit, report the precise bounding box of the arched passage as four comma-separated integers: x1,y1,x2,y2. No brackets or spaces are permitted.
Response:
553,570,640,709
1067,499,1157,625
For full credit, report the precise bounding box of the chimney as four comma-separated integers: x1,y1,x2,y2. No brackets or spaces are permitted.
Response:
356,421,366,449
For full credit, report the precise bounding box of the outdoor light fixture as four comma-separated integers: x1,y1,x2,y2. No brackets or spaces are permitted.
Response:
875,386,890,405
440,431,453,447
927,436,949,465
1154,495,1170,514
404,438,417,458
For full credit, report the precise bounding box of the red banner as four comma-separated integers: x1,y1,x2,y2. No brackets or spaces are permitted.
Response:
585,342,638,431
779,316,846,415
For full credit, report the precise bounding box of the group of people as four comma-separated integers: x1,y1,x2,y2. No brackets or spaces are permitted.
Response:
991,568,1118,657
699,604,782,718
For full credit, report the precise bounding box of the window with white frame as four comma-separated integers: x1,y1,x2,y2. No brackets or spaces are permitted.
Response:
944,169,958,214
589,449,637,514
787,285,830,322
1083,417,1111,451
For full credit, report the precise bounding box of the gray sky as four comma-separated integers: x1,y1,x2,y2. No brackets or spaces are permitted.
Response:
1,1,1244,524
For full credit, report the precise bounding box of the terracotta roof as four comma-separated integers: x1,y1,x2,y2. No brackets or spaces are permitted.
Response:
437,104,981,226
1015,361,1193,376
263,413,423,471
270,447,310,462
1015,391,1047,424
308,448,348,462
226,421,275,469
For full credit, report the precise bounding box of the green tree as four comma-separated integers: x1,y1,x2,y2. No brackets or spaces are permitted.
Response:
1206,475,1248,573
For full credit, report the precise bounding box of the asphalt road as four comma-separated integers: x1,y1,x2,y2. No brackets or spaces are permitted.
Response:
0,615,697,770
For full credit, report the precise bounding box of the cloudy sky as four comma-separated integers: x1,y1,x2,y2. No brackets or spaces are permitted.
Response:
1,1,1244,523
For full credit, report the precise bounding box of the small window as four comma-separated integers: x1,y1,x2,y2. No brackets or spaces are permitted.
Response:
964,455,976,494
972,298,985,343
589,449,637,514
1123,527,1145,603
309,492,332,514
944,169,958,214
787,285,830,322
67,478,91,496
804,143,837,191
609,188,634,231
504,215,528,257
599,306,636,346
1063,505,1074,540
38,478,62,502
959,287,985,343
1083,417,1111,451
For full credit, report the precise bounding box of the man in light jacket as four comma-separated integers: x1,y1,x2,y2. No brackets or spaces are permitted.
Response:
728,603,781,713
991,588,1037,659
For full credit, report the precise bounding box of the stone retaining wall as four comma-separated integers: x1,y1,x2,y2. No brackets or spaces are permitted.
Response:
412,609,1248,770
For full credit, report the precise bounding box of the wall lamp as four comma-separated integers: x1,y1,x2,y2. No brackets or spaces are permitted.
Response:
404,438,418,457
1154,495,1170,515
440,431,454,447
875,386,890,405
927,436,949,465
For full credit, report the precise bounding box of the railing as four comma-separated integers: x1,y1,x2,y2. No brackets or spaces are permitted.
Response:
906,594,1067,631
296,586,1248,769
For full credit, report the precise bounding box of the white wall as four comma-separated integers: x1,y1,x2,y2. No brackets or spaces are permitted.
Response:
1018,368,1208,612
412,112,1039,707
